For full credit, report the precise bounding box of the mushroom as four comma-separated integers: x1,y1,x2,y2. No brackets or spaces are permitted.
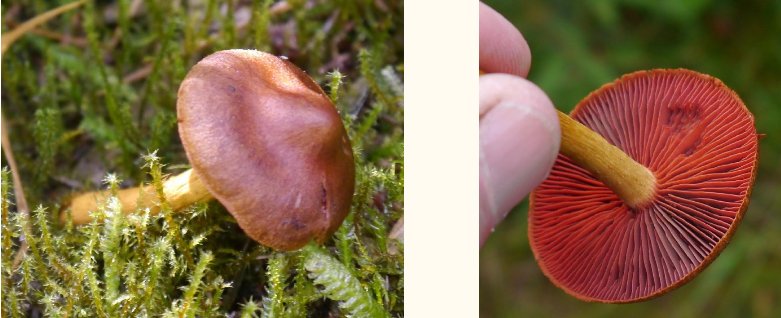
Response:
65,49,356,251
529,69,758,302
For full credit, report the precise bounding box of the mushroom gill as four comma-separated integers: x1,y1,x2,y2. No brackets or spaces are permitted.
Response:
529,69,758,303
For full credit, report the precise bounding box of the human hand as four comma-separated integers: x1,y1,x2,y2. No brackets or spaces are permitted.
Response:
479,2,561,247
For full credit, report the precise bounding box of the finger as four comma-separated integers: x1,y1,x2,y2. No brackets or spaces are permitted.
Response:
479,74,560,246
479,2,531,77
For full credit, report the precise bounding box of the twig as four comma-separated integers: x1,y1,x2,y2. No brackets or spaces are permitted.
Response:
122,64,153,84
17,27,88,47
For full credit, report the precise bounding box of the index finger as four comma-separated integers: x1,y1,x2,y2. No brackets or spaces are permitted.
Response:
479,2,531,77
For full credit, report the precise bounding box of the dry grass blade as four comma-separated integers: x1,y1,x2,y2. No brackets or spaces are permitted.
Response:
1,115,29,214
1,0,88,54
1,115,30,268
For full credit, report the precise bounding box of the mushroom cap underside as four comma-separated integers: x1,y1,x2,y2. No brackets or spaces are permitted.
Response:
530,69,758,303
177,50,355,251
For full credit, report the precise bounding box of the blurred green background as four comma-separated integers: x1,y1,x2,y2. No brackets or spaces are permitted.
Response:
480,0,781,317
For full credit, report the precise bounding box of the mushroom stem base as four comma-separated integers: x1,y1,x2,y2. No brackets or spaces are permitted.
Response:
62,169,212,225
557,111,656,209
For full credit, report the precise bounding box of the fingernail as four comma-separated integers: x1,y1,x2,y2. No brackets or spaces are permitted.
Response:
480,102,559,234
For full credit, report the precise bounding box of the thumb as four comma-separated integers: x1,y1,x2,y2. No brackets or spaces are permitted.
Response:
480,74,560,246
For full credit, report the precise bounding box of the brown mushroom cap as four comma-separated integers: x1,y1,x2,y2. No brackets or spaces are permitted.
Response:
177,50,355,251
530,69,758,302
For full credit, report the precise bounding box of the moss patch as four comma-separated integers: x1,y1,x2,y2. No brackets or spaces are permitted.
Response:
2,1,403,316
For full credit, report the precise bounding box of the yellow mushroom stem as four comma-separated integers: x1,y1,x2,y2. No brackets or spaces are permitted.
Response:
556,110,656,209
480,71,655,208
63,169,212,225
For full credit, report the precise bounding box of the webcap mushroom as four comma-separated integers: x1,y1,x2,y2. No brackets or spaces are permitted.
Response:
65,49,356,251
529,69,758,302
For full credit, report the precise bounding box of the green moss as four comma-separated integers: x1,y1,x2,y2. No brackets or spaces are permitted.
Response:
2,1,403,316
